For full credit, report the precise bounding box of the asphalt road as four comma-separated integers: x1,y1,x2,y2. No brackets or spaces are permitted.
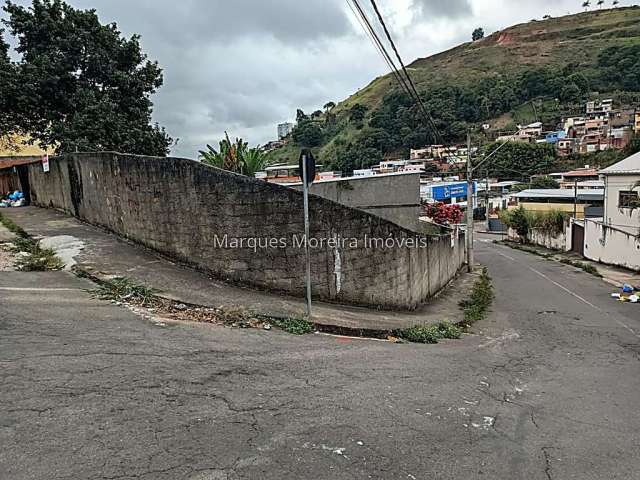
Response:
1,240,640,480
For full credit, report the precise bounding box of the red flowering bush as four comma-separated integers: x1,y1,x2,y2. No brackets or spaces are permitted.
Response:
423,202,464,225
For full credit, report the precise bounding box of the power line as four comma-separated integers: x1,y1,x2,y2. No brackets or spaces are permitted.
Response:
347,0,414,101
368,0,442,142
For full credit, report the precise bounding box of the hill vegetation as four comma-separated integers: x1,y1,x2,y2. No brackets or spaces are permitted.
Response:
270,7,640,176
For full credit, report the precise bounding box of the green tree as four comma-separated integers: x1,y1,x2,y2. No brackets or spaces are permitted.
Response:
292,120,323,147
348,103,368,123
501,206,530,239
530,176,560,189
323,101,336,113
1,0,171,156
472,28,484,41
0,28,14,134
513,175,560,191
481,142,557,180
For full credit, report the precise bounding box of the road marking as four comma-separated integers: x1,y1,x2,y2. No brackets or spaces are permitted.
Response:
0,287,81,292
493,248,640,339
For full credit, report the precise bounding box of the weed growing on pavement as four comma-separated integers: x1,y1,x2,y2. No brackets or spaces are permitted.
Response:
0,213,64,271
559,259,602,277
0,212,29,238
498,240,554,259
395,322,463,344
459,268,494,327
90,276,160,306
270,317,315,335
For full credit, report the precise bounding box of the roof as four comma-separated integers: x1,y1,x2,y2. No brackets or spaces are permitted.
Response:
562,168,599,177
513,189,604,201
599,151,640,175
491,181,521,187
0,156,42,170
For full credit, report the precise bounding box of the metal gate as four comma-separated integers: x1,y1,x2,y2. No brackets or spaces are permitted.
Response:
571,223,585,256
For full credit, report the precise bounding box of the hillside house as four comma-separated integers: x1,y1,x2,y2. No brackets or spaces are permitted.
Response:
635,111,640,133
586,99,613,116
581,152,640,271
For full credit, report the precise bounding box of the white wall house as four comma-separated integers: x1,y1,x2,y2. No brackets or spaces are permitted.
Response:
583,152,640,271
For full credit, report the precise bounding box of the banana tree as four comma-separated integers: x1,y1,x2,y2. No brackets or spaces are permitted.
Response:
199,133,271,176
199,132,248,173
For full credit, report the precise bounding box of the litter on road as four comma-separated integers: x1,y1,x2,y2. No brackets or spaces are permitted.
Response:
612,284,640,304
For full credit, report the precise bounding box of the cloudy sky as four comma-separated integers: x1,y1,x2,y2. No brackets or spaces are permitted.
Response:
2,0,635,157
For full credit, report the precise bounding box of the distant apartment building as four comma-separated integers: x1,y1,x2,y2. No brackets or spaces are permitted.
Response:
277,122,295,140
586,98,613,116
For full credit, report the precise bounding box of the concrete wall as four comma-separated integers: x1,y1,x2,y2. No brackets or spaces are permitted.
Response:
289,172,421,231
25,153,466,310
603,174,640,236
514,202,588,218
583,218,640,271
507,227,567,251
529,228,567,251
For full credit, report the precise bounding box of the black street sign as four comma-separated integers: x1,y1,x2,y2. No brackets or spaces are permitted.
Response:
298,149,316,186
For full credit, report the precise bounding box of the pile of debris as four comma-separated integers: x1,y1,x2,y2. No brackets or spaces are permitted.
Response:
0,191,26,208
611,284,639,304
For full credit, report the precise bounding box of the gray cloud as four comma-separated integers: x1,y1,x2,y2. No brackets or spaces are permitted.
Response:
410,0,473,19
2,0,602,157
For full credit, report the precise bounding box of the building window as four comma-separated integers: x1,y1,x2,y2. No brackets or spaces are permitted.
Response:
618,190,640,209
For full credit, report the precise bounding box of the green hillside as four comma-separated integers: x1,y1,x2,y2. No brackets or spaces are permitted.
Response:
270,7,640,173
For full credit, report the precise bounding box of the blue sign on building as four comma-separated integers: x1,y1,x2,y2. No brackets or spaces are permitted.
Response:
431,182,476,201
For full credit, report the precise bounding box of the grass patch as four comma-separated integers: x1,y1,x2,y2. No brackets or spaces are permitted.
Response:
269,317,315,335
0,211,29,238
89,276,160,306
395,321,463,344
1,212,64,271
14,243,64,271
559,259,602,277
89,275,317,335
459,268,495,327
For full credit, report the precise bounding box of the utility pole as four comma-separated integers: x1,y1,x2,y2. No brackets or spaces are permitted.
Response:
485,168,490,233
301,153,313,319
466,133,474,273
573,178,578,219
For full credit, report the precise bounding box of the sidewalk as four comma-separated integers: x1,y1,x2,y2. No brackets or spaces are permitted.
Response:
1,207,476,331
498,240,640,289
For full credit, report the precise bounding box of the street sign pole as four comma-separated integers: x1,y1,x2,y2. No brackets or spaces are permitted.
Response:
466,133,474,273
301,154,312,319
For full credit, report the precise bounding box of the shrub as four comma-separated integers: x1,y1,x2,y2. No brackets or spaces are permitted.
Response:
271,317,315,335
530,209,567,236
395,322,462,344
500,206,529,239
459,268,494,326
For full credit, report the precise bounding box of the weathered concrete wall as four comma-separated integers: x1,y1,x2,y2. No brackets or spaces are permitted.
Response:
583,219,640,271
26,153,466,309
507,227,567,251
529,228,567,251
289,173,421,230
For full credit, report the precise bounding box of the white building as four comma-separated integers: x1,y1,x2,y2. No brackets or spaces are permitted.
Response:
581,152,640,271
277,122,295,140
